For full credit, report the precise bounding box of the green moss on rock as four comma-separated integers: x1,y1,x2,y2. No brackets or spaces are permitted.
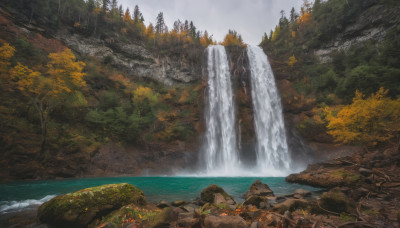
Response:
200,184,232,203
319,188,354,214
38,183,146,228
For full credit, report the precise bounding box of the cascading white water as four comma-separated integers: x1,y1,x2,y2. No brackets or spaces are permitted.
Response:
247,45,291,175
203,45,240,175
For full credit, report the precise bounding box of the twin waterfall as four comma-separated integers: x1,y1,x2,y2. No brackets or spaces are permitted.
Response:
203,45,291,176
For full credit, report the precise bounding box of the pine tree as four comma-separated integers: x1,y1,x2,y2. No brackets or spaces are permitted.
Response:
155,12,165,34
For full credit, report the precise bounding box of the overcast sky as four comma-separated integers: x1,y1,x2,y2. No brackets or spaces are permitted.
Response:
117,0,304,45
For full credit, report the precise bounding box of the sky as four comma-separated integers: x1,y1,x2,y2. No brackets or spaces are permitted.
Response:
118,0,304,45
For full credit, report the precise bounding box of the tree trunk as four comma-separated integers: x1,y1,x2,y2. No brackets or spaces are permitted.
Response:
32,99,48,157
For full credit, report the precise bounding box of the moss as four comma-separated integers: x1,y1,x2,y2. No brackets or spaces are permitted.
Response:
319,188,354,214
332,169,360,185
38,183,146,228
89,204,162,228
200,184,232,203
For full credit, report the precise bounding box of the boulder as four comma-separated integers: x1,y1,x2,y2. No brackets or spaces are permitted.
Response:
243,180,274,208
200,185,235,205
203,215,247,228
273,199,308,214
157,200,170,209
293,189,312,197
245,180,274,199
171,200,186,207
38,183,145,228
318,188,354,213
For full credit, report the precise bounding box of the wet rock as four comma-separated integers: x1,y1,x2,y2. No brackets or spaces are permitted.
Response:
245,180,274,199
172,200,186,207
200,185,235,205
203,214,247,228
157,200,170,209
38,183,145,228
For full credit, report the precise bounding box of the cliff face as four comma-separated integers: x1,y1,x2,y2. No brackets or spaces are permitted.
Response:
314,4,400,63
56,29,202,86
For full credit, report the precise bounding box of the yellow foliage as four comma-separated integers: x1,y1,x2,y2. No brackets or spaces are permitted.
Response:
292,31,296,38
324,88,400,146
9,63,42,95
0,42,15,75
288,54,297,68
221,30,244,46
123,11,133,24
271,26,280,42
47,48,86,93
297,12,311,25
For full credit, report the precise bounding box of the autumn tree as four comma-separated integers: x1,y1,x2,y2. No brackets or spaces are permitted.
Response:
324,88,400,147
10,48,86,154
221,30,244,46
0,43,15,77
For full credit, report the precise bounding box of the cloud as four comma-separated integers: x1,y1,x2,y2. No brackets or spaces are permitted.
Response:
118,0,303,45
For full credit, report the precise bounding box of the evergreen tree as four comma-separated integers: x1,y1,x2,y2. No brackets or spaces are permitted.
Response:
155,12,165,34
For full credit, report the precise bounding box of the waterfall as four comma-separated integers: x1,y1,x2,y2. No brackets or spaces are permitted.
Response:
247,45,291,175
203,45,240,175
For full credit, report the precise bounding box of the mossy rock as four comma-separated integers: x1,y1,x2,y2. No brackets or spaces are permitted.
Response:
319,188,354,214
89,204,162,228
200,184,233,203
38,183,146,228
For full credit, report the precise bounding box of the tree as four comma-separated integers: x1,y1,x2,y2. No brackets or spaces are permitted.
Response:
288,54,297,68
133,5,143,24
0,43,15,77
155,12,166,34
102,0,110,12
324,88,400,147
10,48,86,154
123,8,132,24
221,30,244,46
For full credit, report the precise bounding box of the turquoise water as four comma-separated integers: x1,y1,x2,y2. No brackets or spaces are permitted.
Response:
0,176,321,213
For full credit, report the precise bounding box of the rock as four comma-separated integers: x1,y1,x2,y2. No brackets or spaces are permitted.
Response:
293,189,312,197
177,217,200,228
171,200,186,207
319,188,354,213
200,185,235,205
286,163,361,188
214,193,227,204
273,199,308,214
359,167,373,176
157,200,170,209
243,195,265,208
350,187,369,200
203,215,247,228
37,183,145,228
243,180,274,209
181,204,199,213
264,213,281,226
245,180,274,199
250,221,262,228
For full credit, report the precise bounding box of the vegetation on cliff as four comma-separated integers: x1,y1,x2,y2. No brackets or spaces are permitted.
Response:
261,0,400,147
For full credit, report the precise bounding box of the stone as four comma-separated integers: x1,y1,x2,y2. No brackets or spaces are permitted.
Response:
250,221,262,228
293,189,312,197
245,180,274,199
38,183,145,228
214,193,227,204
319,188,354,213
273,199,308,214
171,200,186,207
359,168,373,176
200,185,235,205
177,217,200,228
157,200,170,209
203,215,247,228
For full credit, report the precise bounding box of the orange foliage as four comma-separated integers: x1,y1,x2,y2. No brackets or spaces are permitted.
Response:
109,74,134,89
325,88,400,146
297,12,311,25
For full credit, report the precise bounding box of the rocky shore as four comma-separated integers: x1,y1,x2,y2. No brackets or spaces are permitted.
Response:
1,146,399,228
